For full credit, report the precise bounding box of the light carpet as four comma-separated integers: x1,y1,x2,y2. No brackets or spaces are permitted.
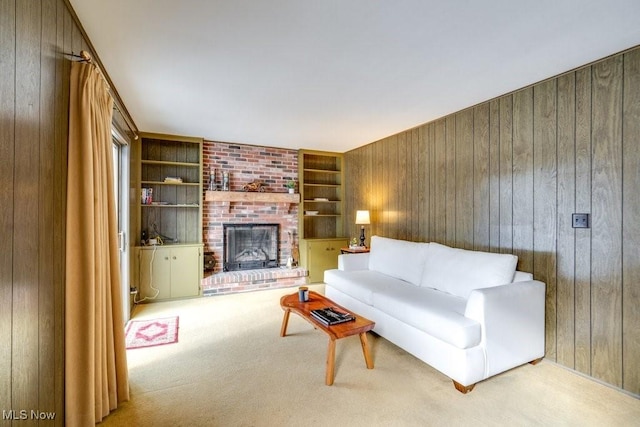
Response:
102,284,639,426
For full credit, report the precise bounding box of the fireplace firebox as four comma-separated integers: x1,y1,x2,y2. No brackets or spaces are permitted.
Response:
223,223,279,271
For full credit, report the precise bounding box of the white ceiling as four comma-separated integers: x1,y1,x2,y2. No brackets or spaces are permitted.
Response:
70,0,640,152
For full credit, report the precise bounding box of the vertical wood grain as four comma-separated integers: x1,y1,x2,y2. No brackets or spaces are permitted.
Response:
512,88,534,273
0,0,16,412
422,124,432,242
473,104,490,251
445,116,456,246
433,120,446,243
373,139,385,238
574,66,592,375
499,95,514,253
55,3,72,419
386,135,398,238
412,127,425,241
455,109,474,249
590,55,623,387
14,0,41,412
488,100,500,250
622,48,640,395
397,131,408,240
556,72,577,368
533,79,558,360
39,0,57,413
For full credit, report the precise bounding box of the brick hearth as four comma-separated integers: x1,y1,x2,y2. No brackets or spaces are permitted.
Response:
202,141,307,294
202,267,307,296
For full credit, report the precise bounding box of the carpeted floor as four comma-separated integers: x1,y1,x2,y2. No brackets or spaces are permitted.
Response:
101,284,639,426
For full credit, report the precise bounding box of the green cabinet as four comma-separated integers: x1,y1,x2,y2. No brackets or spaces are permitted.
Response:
137,245,202,301
300,238,348,283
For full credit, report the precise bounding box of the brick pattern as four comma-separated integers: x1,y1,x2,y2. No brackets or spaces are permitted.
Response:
202,267,307,295
202,141,302,294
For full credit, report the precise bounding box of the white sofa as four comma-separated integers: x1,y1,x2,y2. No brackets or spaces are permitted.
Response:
324,235,546,393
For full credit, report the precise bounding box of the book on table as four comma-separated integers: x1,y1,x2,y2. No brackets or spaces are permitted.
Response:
310,307,355,326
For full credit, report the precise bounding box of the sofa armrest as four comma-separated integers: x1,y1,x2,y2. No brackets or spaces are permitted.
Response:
338,253,370,271
464,280,546,377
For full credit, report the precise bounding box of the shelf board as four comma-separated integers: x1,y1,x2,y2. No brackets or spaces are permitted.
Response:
303,168,341,174
304,199,340,203
142,159,200,167
303,183,340,187
141,181,200,186
304,214,341,217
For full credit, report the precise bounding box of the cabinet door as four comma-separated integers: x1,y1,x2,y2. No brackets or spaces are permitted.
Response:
139,247,171,300
307,240,347,283
169,246,201,298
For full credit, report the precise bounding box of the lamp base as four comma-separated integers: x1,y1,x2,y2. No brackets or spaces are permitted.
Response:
359,226,366,247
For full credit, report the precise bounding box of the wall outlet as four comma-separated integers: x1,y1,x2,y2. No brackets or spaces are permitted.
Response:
572,213,590,228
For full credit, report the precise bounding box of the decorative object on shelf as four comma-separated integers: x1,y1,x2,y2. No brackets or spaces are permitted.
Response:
242,181,266,192
208,167,217,191
286,180,296,194
164,176,183,184
141,187,153,205
222,171,230,191
355,210,370,247
305,210,318,215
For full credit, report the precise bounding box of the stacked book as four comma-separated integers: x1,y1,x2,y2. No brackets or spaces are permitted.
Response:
310,307,355,326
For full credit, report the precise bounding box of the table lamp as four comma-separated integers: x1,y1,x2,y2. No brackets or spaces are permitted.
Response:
355,210,370,247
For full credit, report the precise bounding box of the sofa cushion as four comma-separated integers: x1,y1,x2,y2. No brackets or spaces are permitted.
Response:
372,285,481,349
324,269,408,306
368,236,429,286
420,242,518,299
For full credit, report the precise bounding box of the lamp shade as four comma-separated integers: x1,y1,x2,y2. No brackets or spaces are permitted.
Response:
355,210,370,225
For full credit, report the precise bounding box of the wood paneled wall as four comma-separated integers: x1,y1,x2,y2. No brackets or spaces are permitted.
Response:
1,0,93,424
345,47,640,396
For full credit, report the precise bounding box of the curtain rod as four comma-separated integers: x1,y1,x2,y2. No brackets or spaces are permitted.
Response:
66,50,139,140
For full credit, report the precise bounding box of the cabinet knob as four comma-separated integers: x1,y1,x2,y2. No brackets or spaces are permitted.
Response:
164,256,169,260
173,256,177,260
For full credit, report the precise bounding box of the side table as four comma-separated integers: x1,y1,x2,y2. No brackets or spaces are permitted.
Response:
340,247,370,254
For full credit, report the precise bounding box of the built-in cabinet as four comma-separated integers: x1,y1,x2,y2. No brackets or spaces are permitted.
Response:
137,245,201,300
132,133,203,301
299,238,349,283
298,150,346,282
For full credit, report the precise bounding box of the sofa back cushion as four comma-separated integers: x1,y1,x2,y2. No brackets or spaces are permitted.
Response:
368,236,429,286
420,242,518,298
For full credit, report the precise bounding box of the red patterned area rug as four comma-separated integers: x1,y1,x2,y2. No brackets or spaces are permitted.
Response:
125,316,179,349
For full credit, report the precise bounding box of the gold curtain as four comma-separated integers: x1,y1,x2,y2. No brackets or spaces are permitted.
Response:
65,61,129,426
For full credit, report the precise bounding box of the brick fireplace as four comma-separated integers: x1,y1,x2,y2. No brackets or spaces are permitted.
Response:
201,141,307,295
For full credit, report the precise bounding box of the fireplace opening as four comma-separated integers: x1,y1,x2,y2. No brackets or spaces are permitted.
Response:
223,223,279,271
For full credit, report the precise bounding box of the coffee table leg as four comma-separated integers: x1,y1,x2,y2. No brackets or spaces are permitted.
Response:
280,309,290,337
326,338,336,386
359,332,374,369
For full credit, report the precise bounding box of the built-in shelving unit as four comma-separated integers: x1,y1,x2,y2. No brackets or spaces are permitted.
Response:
137,134,203,243
131,133,204,301
298,150,347,283
299,151,345,239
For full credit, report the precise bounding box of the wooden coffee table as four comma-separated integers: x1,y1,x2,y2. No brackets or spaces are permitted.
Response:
280,290,375,385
